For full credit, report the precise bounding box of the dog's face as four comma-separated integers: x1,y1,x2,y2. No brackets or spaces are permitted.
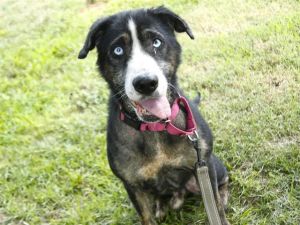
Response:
79,7,193,122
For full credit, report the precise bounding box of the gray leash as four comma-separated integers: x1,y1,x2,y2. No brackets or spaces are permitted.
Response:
188,131,222,225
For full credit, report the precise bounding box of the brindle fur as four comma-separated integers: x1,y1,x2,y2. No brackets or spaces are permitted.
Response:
79,6,230,225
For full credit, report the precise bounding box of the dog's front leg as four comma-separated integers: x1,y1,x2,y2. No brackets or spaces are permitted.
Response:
124,184,157,225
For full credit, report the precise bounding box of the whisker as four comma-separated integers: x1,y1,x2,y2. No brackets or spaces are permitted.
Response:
168,83,180,95
111,88,125,98
117,92,127,100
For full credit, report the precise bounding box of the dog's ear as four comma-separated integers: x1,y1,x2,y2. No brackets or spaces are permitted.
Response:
78,17,110,59
150,6,194,39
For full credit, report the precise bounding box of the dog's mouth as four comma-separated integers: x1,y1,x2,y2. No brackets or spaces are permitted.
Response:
131,96,171,120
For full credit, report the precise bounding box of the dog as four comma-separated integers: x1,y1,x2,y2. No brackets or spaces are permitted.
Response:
78,6,230,225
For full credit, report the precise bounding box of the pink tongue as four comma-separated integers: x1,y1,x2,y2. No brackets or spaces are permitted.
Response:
139,96,171,119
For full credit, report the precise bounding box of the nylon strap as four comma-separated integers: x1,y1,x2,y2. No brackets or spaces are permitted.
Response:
196,165,222,225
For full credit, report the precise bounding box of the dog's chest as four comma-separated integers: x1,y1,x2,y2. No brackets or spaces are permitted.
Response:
137,143,184,179
116,134,197,189
138,143,196,194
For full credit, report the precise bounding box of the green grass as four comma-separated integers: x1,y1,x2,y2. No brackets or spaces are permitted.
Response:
0,0,299,224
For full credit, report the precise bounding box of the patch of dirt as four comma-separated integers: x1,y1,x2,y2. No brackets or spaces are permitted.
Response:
79,1,107,14
0,212,29,225
267,136,300,149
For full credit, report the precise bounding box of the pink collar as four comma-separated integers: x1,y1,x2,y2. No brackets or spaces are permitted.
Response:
120,96,197,136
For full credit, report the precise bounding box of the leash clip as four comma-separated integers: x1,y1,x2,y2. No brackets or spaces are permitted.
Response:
188,131,206,167
188,130,199,142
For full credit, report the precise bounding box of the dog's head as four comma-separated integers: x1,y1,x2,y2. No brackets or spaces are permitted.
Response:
79,6,193,122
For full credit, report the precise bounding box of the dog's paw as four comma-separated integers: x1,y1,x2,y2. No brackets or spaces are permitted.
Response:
169,190,185,210
155,200,167,221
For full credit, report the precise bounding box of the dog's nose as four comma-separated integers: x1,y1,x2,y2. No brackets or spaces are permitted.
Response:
133,76,158,95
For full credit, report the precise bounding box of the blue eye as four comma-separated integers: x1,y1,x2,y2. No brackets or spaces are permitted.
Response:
114,47,124,56
153,39,162,48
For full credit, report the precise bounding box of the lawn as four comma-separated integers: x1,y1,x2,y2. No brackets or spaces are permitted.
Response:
0,0,299,224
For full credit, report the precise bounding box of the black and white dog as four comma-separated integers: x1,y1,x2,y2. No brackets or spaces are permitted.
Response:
79,6,230,225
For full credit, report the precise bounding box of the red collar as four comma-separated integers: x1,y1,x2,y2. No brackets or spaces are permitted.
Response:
120,96,197,136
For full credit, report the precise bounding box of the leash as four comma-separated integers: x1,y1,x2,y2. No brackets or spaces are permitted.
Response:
119,95,222,224
188,131,222,225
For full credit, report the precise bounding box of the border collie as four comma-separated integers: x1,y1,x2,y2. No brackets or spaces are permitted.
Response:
78,6,230,225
